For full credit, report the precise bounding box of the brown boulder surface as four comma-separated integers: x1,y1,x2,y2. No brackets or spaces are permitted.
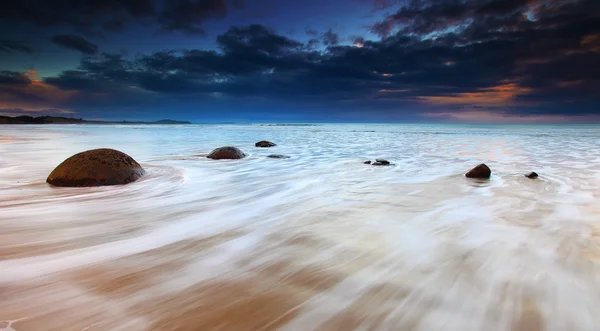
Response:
47,148,145,187
465,163,491,179
525,172,539,179
255,141,277,148
207,146,246,160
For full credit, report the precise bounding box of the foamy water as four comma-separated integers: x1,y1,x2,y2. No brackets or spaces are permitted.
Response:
1,124,600,331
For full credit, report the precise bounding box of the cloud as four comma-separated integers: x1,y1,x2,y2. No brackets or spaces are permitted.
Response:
418,83,533,107
159,0,245,35
0,70,77,114
0,40,35,53
51,35,99,54
2,0,596,122
0,71,32,85
0,0,243,36
322,29,340,46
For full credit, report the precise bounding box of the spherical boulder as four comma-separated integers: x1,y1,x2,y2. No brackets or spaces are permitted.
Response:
465,163,491,179
525,171,539,179
46,148,145,187
207,146,246,160
255,140,276,148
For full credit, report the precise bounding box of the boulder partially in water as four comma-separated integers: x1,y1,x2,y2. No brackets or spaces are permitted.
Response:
207,146,246,160
46,148,145,187
364,159,391,166
255,140,277,148
525,172,539,179
465,163,491,179
267,154,290,159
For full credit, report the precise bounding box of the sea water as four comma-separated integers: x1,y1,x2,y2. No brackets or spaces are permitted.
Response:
1,124,600,330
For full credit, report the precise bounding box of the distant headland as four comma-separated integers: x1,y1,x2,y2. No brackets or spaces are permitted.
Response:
0,115,191,125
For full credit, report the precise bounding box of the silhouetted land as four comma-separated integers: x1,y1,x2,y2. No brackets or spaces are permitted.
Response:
0,116,191,125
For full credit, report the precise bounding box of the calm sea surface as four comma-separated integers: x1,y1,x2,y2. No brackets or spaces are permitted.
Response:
1,124,600,330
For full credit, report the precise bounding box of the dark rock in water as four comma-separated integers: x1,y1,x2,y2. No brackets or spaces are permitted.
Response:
465,163,491,179
525,172,539,179
375,159,390,165
267,154,290,159
364,160,371,164
46,148,145,187
207,146,246,160
255,140,277,148
372,162,384,166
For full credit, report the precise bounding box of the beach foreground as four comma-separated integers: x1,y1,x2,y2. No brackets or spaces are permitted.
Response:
1,124,600,331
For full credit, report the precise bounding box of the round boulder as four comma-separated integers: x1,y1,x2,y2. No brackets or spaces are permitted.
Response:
525,172,539,179
465,163,491,179
46,148,145,187
207,146,246,160
255,140,277,148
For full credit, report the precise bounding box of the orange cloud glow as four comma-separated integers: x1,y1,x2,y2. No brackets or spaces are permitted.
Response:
0,70,77,114
417,83,532,106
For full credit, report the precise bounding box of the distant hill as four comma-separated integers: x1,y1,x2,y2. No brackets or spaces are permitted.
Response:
0,116,191,125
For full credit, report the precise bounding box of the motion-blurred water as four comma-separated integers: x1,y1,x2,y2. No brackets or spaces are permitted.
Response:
1,124,600,331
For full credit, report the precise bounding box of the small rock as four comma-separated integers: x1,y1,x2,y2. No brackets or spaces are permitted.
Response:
364,160,371,164
267,154,290,159
375,159,390,165
465,163,491,179
255,140,277,148
207,146,246,160
46,148,145,187
525,172,539,179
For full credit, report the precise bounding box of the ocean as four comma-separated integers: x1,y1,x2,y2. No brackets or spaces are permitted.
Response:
1,123,600,330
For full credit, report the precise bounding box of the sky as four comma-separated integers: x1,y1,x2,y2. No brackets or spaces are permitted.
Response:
0,0,599,123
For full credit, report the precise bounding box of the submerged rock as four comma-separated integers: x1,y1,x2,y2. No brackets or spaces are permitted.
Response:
46,148,145,187
207,146,246,160
465,163,491,179
525,171,539,179
255,140,277,148
267,154,290,159
365,159,391,166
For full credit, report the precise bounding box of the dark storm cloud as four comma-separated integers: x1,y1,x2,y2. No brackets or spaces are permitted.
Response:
51,35,100,54
0,40,36,54
322,29,340,46
0,71,32,85
159,0,245,35
4,0,596,120
0,0,243,35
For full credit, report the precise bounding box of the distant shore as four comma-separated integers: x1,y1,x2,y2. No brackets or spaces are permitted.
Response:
0,115,191,125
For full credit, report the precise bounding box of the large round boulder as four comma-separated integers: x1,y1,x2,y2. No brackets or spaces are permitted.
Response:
47,148,145,187
255,140,276,148
207,146,246,160
465,163,491,179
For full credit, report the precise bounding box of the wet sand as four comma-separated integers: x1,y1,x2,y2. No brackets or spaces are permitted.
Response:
2,124,600,330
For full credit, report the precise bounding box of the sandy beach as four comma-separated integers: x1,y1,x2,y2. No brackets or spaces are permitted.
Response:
2,124,600,330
